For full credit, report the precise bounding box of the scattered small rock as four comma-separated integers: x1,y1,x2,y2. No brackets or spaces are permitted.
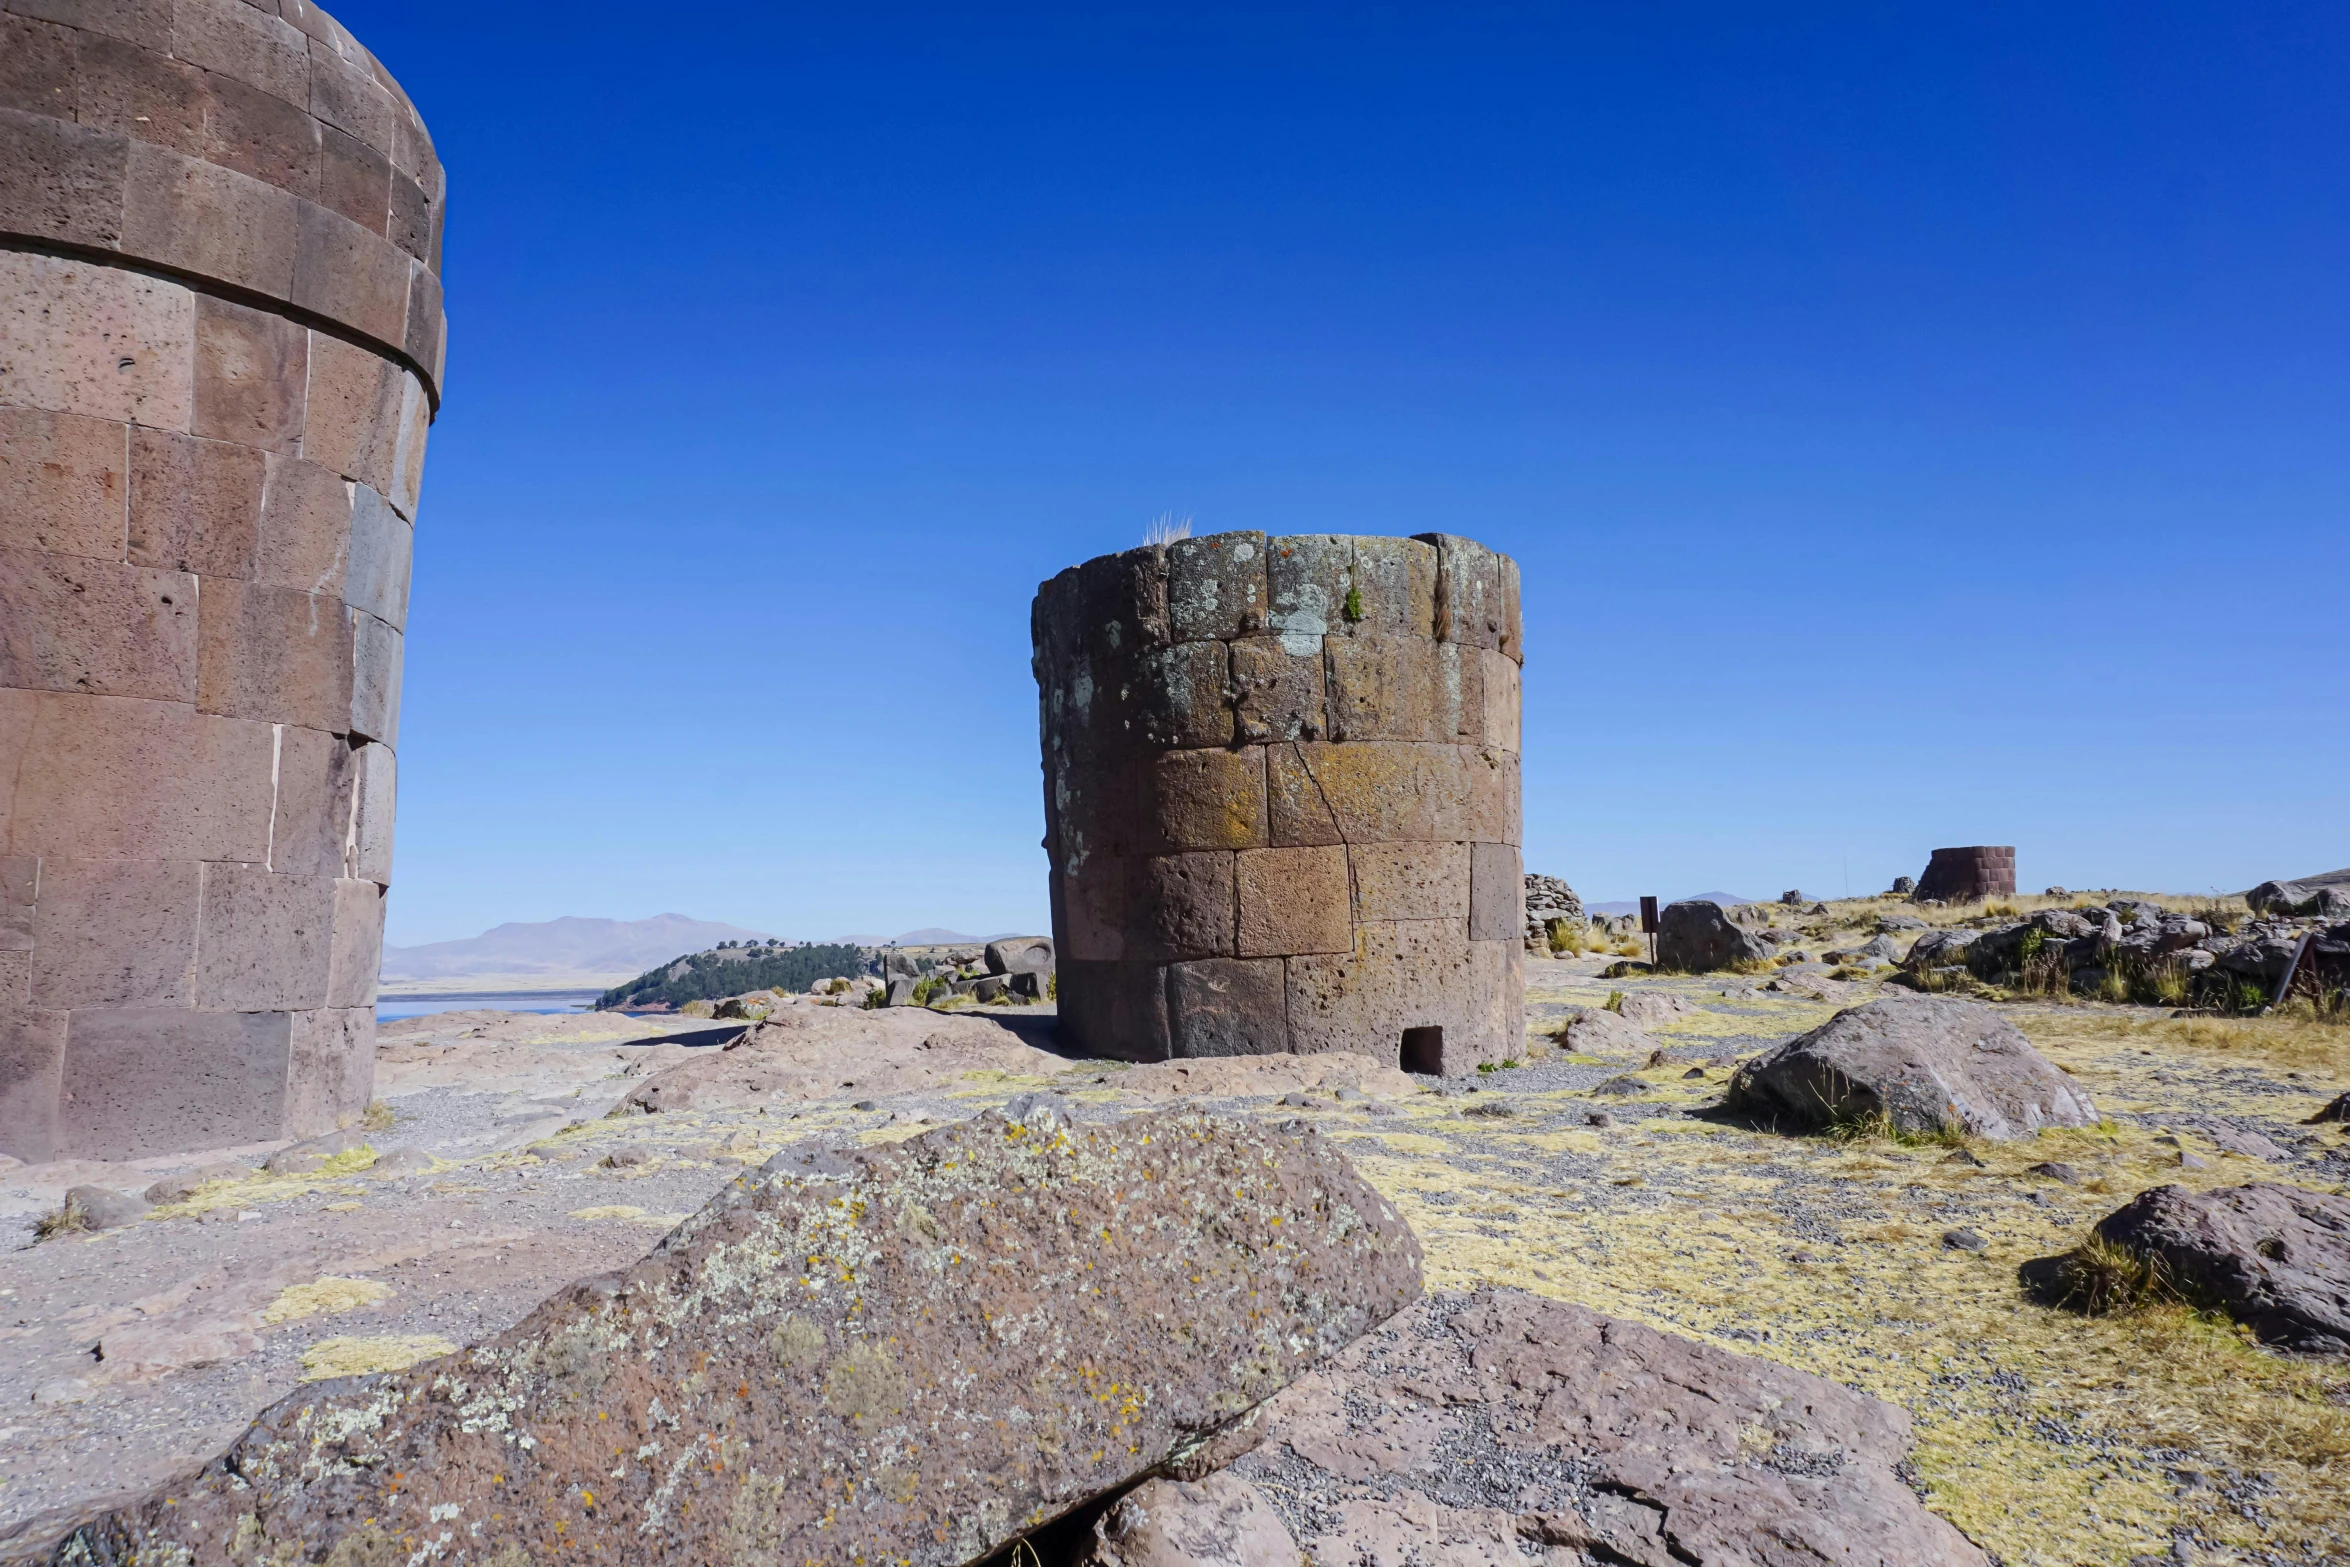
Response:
2178,1151,2209,1169
261,1129,368,1177
2304,1091,2350,1124
2026,1162,2081,1184
1281,1092,1312,1108
1942,1228,1988,1252
1943,1148,1986,1167
852,1099,880,1111
367,1147,436,1180
1682,1066,1708,1079
1586,1111,1614,1127
1592,1076,1649,1097
1333,1086,1366,1104
599,1146,652,1169
142,1162,257,1205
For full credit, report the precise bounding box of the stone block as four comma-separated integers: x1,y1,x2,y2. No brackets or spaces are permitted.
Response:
1430,640,1484,743
0,405,127,561
0,689,274,861
1131,851,1235,962
1266,533,1351,649
1286,919,1509,1073
308,46,395,154
1136,639,1231,749
342,481,410,627
0,948,22,1006
11,0,171,51
1417,533,1512,653
252,453,352,592
284,1004,371,1133
1323,633,1437,743
401,255,442,378
0,545,196,700
1461,746,1519,844
1350,840,1469,924
1347,535,1437,640
0,250,194,429
0,852,33,951
1230,634,1325,743
192,861,332,1009
126,426,262,575
71,29,194,146
28,855,199,1007
1167,956,1288,1056
1292,740,1434,846
1046,748,1144,867
120,139,299,298
1236,844,1351,957
1054,957,1169,1062
291,200,410,348
324,876,381,1006
0,103,125,248
196,577,352,730
316,121,390,234
197,69,318,195
348,607,400,744
1168,530,1270,641
299,331,402,490
1265,740,1344,848
1469,841,1523,942
0,14,78,116
1479,647,1520,753
1142,745,1265,854
192,293,306,454
387,167,429,260
267,722,354,879
169,0,308,106
344,738,393,883
1057,851,1128,963
388,368,428,516
59,1006,293,1158
0,1004,66,1163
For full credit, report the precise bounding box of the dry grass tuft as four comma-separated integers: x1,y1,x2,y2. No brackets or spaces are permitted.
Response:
263,1276,394,1325
2026,1235,2175,1315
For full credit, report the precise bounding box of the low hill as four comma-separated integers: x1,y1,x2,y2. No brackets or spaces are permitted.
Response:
596,942,867,1011
382,914,773,993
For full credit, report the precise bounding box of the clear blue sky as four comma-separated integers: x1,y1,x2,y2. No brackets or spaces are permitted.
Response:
345,1,2349,946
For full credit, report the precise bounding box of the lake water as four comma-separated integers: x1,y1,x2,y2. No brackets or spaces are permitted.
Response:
375,989,603,1022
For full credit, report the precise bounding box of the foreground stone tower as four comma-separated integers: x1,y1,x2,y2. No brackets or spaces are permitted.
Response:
1033,533,1523,1074
0,0,444,1160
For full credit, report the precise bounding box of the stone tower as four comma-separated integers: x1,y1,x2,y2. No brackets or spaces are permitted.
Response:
0,0,444,1160
1032,532,1524,1074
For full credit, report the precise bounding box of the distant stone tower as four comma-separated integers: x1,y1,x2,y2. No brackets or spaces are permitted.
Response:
0,0,444,1160
1032,532,1524,1074
1915,847,2016,903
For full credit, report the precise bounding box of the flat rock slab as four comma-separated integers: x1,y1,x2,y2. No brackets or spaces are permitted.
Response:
617,1008,1067,1113
4,1109,1421,1567
2085,1181,2350,1354
1226,1288,1987,1567
1724,996,2098,1140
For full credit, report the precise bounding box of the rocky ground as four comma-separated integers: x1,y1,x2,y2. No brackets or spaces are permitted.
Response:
1,960,2345,1566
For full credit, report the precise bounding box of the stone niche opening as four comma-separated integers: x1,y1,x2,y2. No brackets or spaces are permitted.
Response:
1032,530,1525,1075
1400,1027,1446,1076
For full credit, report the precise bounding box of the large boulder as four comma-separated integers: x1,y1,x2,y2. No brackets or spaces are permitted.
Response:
1655,900,1769,972
1723,997,2098,1139
2041,1183,2350,1354
1078,1472,1300,1567
2247,869,2350,917
7,1109,1421,1567
984,936,1056,976
1215,1288,1987,1566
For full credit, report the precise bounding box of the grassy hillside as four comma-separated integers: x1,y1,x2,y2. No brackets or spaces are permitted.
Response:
595,942,864,1011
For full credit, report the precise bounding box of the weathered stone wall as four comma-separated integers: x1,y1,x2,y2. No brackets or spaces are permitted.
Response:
0,0,443,1161
1033,532,1523,1074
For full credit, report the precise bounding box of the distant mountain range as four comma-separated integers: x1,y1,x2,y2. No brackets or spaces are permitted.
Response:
380,916,1035,994
381,914,774,992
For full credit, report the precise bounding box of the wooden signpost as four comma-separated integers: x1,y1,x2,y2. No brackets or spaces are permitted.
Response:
1640,896,1659,967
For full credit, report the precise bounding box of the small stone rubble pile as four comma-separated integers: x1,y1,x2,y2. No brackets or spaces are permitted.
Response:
1522,872,1584,952
1906,900,2349,1000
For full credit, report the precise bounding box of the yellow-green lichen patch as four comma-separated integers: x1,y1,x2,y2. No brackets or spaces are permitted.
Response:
263,1277,395,1325
299,1335,457,1381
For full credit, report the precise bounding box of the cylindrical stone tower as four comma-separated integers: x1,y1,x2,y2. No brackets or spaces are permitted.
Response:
0,0,444,1161
1915,846,2017,904
1033,532,1524,1075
